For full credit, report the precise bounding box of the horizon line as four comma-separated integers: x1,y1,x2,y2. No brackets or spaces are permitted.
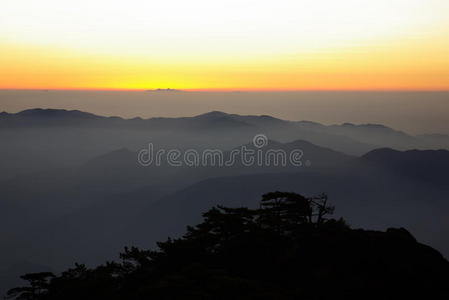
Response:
1,88,449,93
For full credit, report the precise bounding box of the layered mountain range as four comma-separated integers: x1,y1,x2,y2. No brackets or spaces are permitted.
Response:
1,109,448,296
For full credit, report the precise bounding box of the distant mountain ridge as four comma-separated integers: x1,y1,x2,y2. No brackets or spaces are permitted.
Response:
1,108,448,152
0,108,428,133
0,108,438,136
0,108,112,127
1,108,448,183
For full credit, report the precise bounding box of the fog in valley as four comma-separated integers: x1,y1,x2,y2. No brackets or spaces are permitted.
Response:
1,91,448,296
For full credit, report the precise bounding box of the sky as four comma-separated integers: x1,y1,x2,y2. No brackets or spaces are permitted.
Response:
0,0,448,90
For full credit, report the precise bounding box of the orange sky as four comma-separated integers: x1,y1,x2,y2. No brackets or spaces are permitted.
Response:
1,0,448,91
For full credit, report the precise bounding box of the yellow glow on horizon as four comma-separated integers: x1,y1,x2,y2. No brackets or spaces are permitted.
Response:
1,0,448,90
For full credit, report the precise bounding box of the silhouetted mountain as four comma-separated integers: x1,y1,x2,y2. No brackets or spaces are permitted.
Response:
7,193,449,299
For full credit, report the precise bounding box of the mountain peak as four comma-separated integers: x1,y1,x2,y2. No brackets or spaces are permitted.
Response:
194,111,229,119
362,147,449,160
339,122,390,129
16,108,99,119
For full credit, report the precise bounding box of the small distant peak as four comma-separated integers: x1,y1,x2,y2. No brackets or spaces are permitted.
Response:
16,108,99,119
17,108,53,115
364,148,449,160
236,113,286,125
107,116,124,121
206,110,228,115
256,114,287,123
194,111,229,119
337,122,400,133
259,114,277,119
286,139,315,148
340,122,391,130
296,120,324,127
361,148,400,159
145,88,183,92
359,123,390,130
17,108,70,117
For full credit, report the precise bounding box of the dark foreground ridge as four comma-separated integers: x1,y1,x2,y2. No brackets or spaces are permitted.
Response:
8,192,449,300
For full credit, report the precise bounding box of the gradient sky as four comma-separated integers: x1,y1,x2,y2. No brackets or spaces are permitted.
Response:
1,0,448,90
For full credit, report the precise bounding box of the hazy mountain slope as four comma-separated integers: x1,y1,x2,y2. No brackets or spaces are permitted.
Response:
0,138,351,225
417,134,449,149
1,109,448,294
0,139,352,265
328,123,422,149
3,149,447,272
1,147,448,295
1,109,447,180
361,148,449,186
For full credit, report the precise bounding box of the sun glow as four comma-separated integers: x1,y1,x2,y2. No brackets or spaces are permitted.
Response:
1,0,448,90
